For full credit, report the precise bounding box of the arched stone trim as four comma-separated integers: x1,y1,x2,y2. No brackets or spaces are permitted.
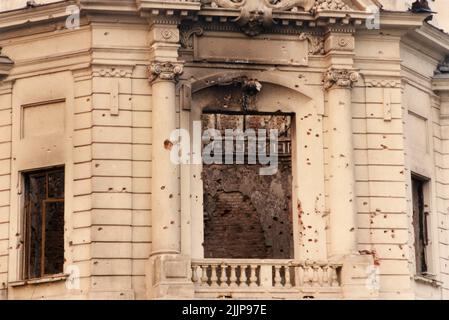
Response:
179,70,328,262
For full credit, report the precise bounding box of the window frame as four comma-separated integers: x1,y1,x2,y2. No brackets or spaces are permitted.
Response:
22,166,65,280
411,172,433,278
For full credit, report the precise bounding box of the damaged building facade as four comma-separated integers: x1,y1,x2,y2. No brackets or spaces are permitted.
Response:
1,0,449,299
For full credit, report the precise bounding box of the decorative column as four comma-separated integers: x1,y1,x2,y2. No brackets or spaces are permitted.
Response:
323,68,359,258
323,27,378,298
149,61,184,256
146,19,193,299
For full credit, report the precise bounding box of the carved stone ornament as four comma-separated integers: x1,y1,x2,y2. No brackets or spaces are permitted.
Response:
313,0,350,11
148,62,184,83
180,26,204,49
0,48,14,80
323,68,359,90
299,33,324,55
201,0,352,36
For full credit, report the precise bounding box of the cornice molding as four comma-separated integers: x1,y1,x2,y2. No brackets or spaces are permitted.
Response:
432,76,449,93
92,65,134,78
0,0,371,36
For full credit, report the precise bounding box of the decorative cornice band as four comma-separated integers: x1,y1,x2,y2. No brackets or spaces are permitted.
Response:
323,68,359,90
148,62,184,83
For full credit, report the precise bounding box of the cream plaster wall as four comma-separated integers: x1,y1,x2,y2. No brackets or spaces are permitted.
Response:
0,1,449,300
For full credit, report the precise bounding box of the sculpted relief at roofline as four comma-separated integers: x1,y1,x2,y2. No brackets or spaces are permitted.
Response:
201,0,353,12
199,0,360,36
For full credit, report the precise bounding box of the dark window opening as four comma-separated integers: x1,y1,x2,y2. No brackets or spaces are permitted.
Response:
411,175,430,276
24,167,65,279
202,112,294,259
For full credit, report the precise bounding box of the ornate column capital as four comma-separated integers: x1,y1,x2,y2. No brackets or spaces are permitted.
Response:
323,68,359,90
148,61,184,83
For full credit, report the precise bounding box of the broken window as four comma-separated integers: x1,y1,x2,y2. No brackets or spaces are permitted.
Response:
202,112,294,259
411,174,430,275
24,167,65,279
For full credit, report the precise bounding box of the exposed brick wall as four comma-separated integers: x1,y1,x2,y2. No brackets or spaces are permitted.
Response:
202,113,293,259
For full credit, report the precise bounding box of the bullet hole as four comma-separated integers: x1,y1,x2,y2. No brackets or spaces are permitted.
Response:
170,221,174,225
163,226,168,229
93,261,98,265
363,202,368,205
161,186,165,190
315,134,319,137
108,187,113,191
350,227,355,232
164,139,173,150
104,32,109,36
169,194,173,199
95,163,100,168
69,241,73,246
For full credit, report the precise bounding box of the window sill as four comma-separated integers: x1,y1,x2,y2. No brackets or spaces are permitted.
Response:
414,274,443,287
9,274,69,287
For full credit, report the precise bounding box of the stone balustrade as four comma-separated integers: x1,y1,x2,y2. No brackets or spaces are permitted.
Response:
191,259,342,299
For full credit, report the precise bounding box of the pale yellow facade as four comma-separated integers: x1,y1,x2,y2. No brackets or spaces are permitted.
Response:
0,0,449,300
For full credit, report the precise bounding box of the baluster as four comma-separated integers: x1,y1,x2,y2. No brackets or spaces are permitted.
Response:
285,266,292,289
296,265,304,287
331,266,339,287
312,265,319,287
274,266,282,288
229,265,238,287
322,266,330,286
201,265,208,286
306,266,313,287
249,265,258,287
210,265,218,287
219,264,227,288
192,265,199,283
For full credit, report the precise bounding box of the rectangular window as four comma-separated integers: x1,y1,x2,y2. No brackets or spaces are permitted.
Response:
411,175,430,276
23,167,65,279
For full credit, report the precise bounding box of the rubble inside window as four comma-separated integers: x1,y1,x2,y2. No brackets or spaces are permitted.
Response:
202,112,294,259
